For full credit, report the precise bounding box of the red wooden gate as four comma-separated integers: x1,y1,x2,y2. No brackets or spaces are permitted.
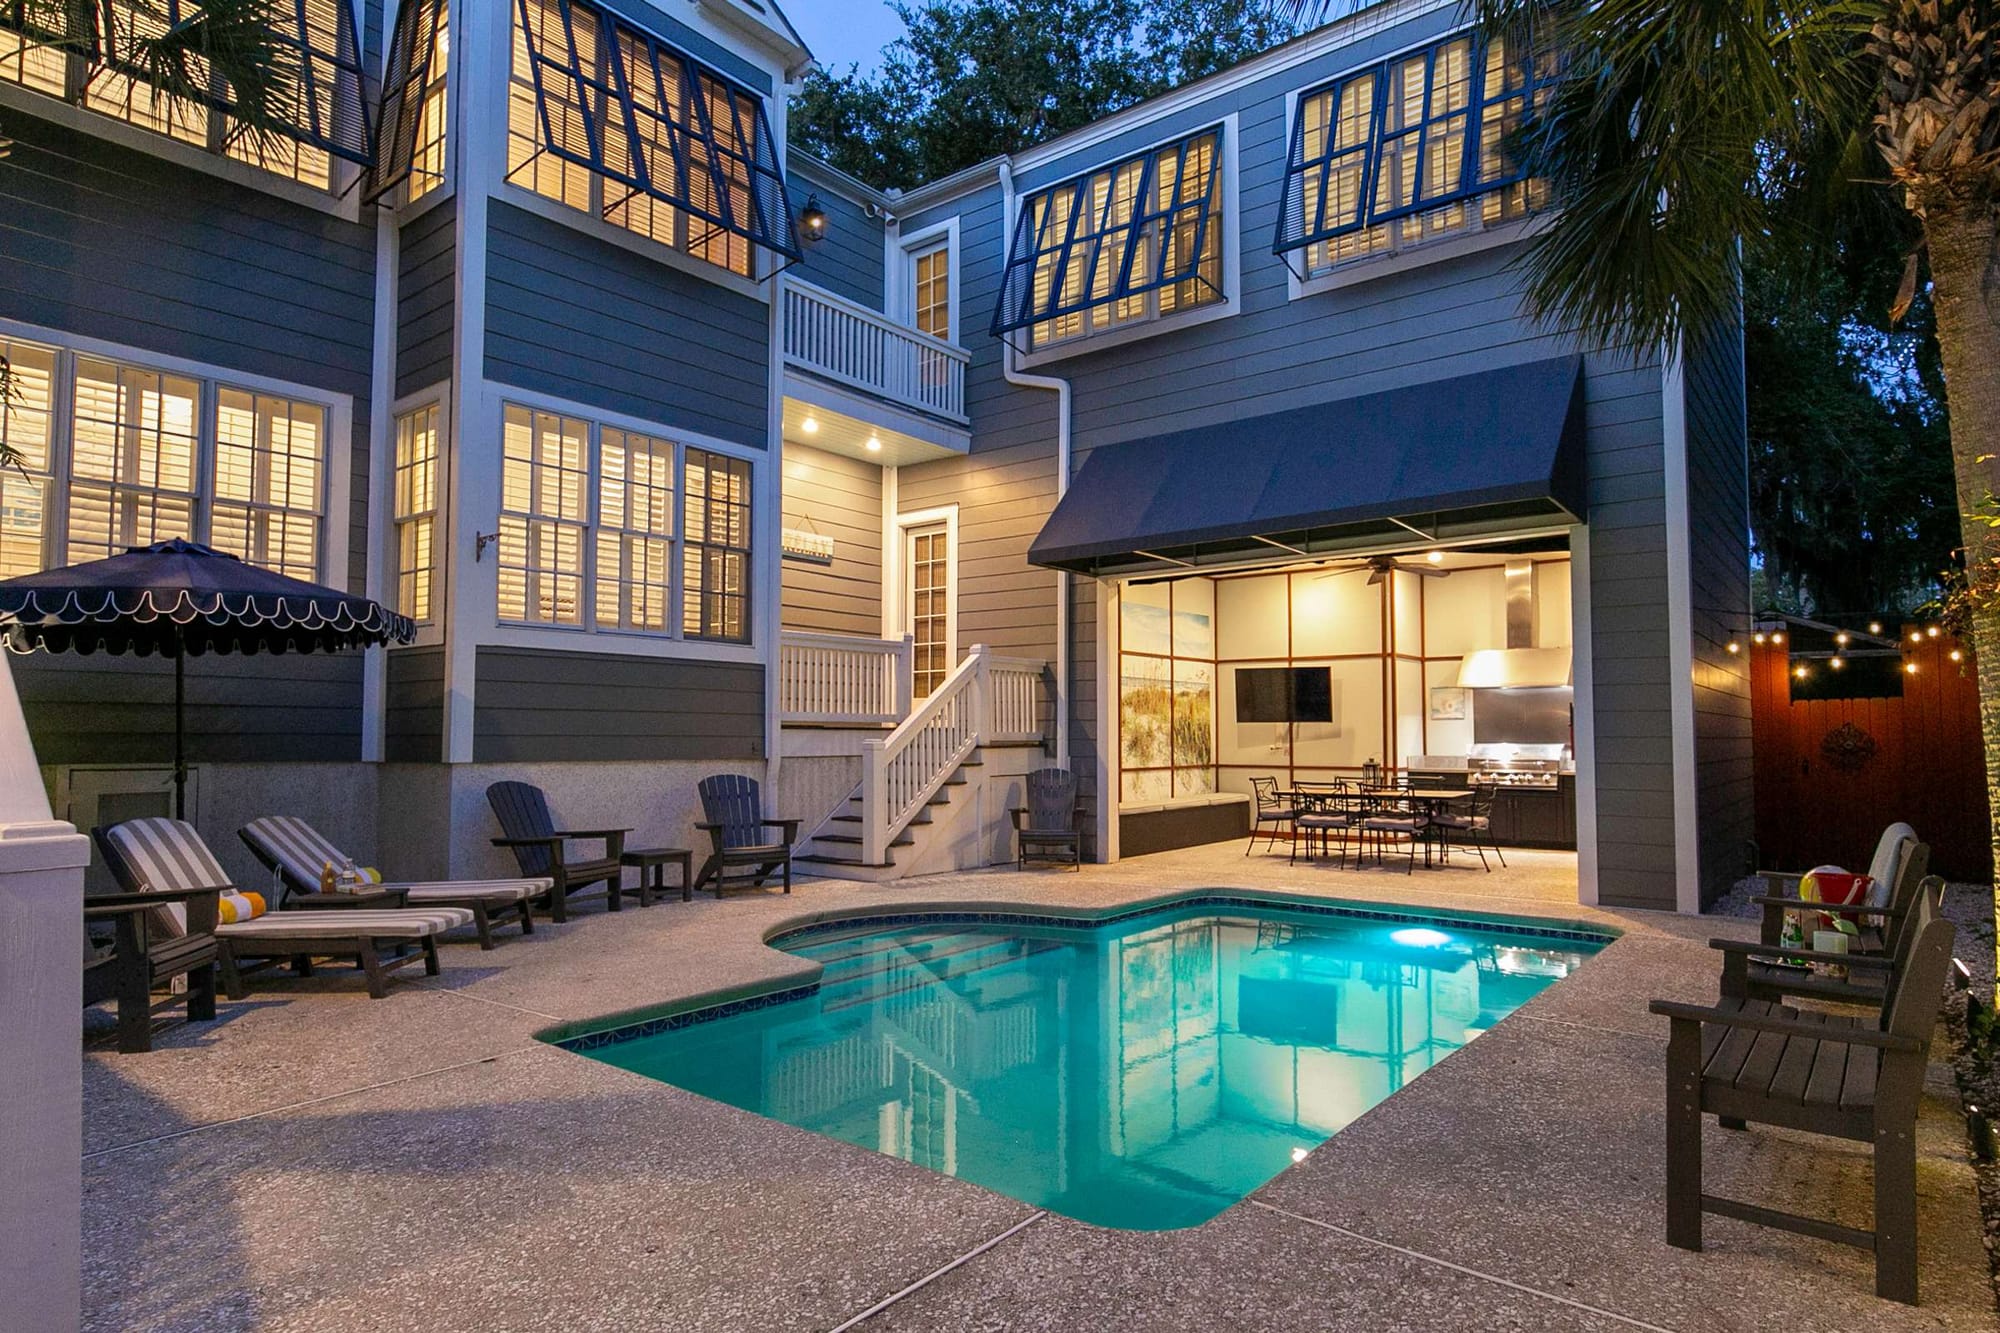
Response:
1751,628,1991,883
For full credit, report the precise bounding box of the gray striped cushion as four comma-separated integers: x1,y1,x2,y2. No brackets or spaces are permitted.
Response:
215,908,475,940
239,815,347,905
103,818,231,940
396,880,548,904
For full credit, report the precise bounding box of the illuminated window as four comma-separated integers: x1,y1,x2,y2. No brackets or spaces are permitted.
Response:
682,448,751,642
993,125,1225,348
1,0,369,191
596,429,675,631
367,0,450,204
0,340,56,578
499,405,589,626
495,401,753,641
912,243,950,340
505,0,797,277
1277,28,1557,277
210,388,323,580
393,404,440,622
0,338,327,578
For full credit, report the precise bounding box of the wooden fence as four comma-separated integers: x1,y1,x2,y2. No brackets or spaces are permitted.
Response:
1750,628,1991,882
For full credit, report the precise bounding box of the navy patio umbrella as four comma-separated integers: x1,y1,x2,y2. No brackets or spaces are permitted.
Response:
0,539,415,819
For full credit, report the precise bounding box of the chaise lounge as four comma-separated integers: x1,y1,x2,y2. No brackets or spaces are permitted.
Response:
240,815,544,950
97,818,473,1001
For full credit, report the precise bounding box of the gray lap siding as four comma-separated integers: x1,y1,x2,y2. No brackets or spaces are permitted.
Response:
396,197,456,399
0,111,379,763
471,646,764,763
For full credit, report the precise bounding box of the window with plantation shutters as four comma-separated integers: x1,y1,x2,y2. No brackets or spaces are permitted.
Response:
596,429,674,632
1275,27,1558,278
682,447,750,642
0,337,329,580
505,0,799,277
393,404,440,622
499,405,590,626
368,0,450,205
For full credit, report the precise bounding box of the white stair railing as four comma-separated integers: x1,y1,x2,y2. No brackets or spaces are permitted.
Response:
779,632,914,725
859,644,1046,865
781,278,971,422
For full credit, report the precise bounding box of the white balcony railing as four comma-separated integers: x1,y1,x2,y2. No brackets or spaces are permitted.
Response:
782,279,970,422
778,631,913,726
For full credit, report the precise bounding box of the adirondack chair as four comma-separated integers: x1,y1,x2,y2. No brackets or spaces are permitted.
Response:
1717,875,1945,1009
694,775,797,894
1012,768,1081,870
83,881,223,1053
1754,838,1930,957
486,782,629,923
1649,899,1957,1304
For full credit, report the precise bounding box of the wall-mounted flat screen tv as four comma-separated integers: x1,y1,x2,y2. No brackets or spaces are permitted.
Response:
1235,667,1333,723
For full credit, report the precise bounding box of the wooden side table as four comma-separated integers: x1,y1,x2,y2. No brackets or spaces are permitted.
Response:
619,848,695,904
282,885,410,910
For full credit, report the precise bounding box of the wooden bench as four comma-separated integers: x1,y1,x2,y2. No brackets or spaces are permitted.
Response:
1649,900,1955,1304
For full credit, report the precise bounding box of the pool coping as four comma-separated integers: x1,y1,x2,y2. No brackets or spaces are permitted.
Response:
536,885,1621,1051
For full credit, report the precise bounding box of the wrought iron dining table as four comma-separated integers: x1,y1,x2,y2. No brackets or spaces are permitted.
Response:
1279,786,1476,869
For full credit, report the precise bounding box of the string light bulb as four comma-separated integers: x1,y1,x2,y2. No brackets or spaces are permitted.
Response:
1906,661,1919,675
1927,625,1940,638
1725,640,1741,654
1911,631,1924,643
1951,648,1964,662
1835,632,1849,646
1869,621,1883,635
1830,655,1845,670
1772,632,1785,645
1794,664,1809,679
1753,632,1767,644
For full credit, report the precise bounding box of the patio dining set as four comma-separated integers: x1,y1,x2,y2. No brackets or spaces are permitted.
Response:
1245,776,1505,873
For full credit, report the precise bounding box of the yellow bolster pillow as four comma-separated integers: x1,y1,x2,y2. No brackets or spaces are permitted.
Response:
217,890,267,924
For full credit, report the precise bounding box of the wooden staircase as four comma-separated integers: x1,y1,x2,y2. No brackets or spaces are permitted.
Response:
797,754,984,881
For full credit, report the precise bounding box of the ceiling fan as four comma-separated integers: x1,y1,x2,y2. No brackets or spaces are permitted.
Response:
1315,553,1451,585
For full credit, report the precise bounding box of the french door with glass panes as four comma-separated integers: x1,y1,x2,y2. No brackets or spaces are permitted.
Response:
904,520,953,697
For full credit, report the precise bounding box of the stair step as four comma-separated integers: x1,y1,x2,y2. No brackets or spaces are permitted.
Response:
814,832,915,849
798,852,895,869
830,812,932,827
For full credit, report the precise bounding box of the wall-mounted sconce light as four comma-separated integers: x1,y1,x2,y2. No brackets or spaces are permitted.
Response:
801,194,827,243
475,531,499,562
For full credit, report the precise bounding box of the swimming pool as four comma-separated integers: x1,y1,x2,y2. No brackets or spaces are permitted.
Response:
564,897,1609,1229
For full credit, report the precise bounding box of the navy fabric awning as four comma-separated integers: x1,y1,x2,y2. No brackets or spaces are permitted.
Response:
1028,356,1588,575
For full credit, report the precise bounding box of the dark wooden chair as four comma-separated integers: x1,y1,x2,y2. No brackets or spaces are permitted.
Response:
486,782,629,923
82,859,223,1054
1649,899,1957,1304
695,775,797,893
1718,875,1945,1009
1011,767,1080,870
1246,777,1298,856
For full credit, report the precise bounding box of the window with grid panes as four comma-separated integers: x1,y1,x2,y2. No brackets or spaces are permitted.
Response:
405,0,450,202
393,404,440,622
66,358,202,564
682,447,751,642
596,428,675,631
498,405,590,625
907,524,949,696
210,388,323,580
913,244,950,340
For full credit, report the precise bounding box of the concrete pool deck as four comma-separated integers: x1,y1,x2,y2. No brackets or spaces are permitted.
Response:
82,846,1994,1332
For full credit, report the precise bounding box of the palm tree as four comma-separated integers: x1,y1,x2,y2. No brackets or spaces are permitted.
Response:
1,0,303,466
1292,0,2000,936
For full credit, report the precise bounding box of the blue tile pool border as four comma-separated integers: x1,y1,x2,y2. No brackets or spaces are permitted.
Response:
544,890,1617,1053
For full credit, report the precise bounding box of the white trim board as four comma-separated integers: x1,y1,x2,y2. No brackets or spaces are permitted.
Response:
1660,340,1702,914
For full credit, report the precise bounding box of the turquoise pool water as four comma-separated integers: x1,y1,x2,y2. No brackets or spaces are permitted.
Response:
575,900,1607,1229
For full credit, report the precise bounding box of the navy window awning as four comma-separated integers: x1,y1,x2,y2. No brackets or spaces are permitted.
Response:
1028,356,1588,575
510,0,799,265
1274,25,1558,264
992,124,1224,339
98,0,373,165
365,0,448,202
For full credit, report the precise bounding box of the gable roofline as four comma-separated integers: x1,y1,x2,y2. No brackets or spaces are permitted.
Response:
788,149,901,214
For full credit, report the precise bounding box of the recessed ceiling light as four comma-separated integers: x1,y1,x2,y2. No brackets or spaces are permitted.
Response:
865,436,882,452
801,417,819,434
1425,550,1443,564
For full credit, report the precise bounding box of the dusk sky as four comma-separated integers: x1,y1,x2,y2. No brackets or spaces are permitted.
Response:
789,0,908,74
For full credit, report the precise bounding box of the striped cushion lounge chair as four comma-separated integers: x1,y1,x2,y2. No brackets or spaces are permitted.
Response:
97,818,473,1000
241,816,543,950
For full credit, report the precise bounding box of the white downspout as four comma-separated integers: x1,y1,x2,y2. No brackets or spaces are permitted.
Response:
997,160,1073,770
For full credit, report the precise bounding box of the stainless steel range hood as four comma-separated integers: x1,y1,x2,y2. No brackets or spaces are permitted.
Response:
1457,562,1572,688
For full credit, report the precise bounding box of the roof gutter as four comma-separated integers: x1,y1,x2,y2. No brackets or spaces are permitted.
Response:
998,158,1072,771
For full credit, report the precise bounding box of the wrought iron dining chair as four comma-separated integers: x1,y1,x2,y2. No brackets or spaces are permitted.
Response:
1359,791,1427,874
1246,777,1299,857
1432,785,1505,871
1290,781,1353,866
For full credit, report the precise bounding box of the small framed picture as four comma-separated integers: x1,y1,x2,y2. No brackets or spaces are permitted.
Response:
1429,687,1470,721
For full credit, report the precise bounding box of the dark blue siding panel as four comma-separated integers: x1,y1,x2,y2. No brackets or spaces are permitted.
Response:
483,200,770,446
397,195,456,397
789,160,885,309
472,646,765,762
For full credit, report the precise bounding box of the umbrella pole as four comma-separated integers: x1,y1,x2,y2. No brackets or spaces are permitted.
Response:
173,626,186,822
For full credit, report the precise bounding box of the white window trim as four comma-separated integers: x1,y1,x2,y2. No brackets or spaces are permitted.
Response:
0,315,353,587
1013,113,1242,370
387,387,451,648
0,54,363,221
891,216,960,345
475,382,766,664
887,504,958,676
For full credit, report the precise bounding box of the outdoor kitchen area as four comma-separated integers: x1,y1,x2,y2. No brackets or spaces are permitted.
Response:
1114,547,1578,857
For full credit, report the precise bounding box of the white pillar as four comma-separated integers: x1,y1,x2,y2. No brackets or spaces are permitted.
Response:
0,653,90,1332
